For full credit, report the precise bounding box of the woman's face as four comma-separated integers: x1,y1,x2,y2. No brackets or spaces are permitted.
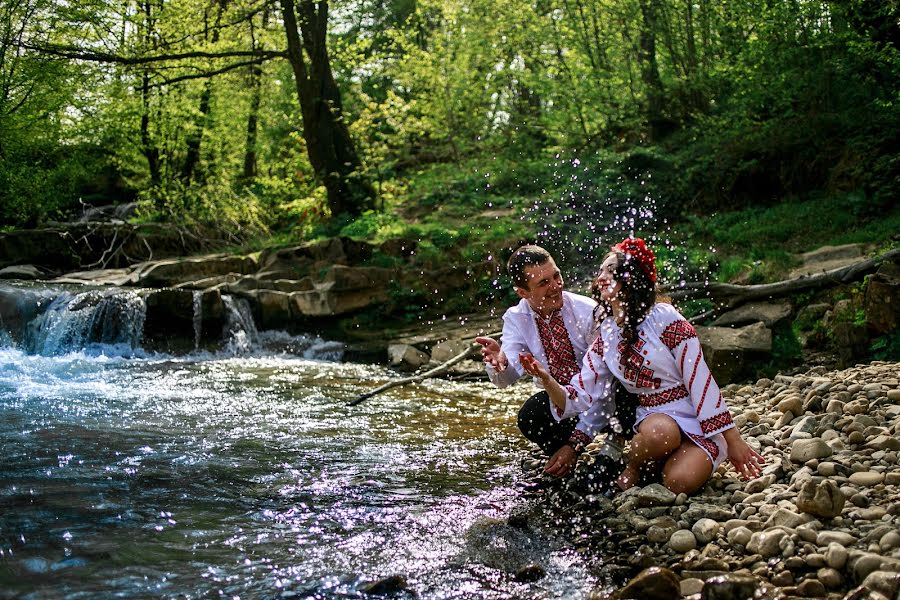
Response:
592,253,621,303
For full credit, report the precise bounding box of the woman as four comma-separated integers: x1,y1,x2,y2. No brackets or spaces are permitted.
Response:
521,237,763,494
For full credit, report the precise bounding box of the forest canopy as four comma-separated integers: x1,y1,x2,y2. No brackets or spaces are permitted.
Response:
1,0,897,235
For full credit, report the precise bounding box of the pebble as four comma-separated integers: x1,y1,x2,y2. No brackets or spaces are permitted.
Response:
532,361,900,600
848,471,885,486
669,529,697,553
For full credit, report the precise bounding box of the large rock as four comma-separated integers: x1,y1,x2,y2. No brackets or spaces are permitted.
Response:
796,479,845,518
696,322,772,384
388,343,429,370
865,261,899,335
430,339,475,363
248,290,292,329
257,237,375,278
0,223,214,271
290,266,396,316
135,254,258,287
0,264,50,280
0,286,46,343
712,301,792,328
143,289,225,351
791,243,867,278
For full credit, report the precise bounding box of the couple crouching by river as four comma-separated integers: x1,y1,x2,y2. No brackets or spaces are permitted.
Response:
475,239,763,497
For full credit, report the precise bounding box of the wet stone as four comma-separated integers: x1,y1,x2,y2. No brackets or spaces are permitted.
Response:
700,574,761,600
618,566,681,599
358,575,408,595
796,578,827,597
513,563,546,582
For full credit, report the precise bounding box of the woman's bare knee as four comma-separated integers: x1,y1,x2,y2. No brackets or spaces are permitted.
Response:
639,414,681,452
662,444,713,495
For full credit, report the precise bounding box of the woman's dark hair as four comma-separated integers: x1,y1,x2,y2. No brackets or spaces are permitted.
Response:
592,250,658,346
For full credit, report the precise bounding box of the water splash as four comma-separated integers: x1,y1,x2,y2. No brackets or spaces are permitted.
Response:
222,295,258,354
24,289,146,356
192,290,202,351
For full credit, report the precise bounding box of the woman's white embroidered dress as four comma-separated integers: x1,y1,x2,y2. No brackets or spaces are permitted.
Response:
558,303,735,468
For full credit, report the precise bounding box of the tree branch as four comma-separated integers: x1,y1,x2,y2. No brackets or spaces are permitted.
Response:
666,249,900,309
20,42,286,65
348,332,501,406
147,58,272,87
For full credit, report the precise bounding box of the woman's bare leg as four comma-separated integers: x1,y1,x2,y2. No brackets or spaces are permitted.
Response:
616,414,682,491
662,441,714,495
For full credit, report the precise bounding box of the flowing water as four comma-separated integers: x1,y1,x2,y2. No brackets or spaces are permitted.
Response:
0,283,599,599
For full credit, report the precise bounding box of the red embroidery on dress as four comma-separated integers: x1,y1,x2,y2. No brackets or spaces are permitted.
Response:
639,385,689,407
687,432,720,461
700,411,734,434
617,337,661,389
535,311,579,384
696,372,712,415
661,319,697,350
590,336,605,357
688,352,700,390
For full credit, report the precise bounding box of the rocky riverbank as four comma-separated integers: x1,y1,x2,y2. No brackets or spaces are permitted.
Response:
513,360,900,599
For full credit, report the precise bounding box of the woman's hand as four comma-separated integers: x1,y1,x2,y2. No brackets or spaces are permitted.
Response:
519,352,551,382
726,435,765,480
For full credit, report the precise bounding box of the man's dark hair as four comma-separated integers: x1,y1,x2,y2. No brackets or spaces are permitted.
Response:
507,245,552,289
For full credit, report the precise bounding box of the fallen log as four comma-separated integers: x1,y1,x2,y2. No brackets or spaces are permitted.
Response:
667,248,899,310
348,332,500,406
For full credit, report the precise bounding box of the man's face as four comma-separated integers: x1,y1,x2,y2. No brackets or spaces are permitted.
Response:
516,259,565,315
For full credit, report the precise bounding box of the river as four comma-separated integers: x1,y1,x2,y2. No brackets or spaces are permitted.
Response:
0,283,599,599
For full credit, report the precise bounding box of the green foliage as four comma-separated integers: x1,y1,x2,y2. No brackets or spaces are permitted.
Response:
870,334,900,362
757,323,805,379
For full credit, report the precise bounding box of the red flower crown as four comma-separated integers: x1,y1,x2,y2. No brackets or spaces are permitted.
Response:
614,237,657,283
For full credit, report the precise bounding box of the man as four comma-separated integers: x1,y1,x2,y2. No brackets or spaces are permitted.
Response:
476,245,636,489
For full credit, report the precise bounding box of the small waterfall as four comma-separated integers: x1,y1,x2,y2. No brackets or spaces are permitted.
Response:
24,289,146,355
222,295,258,354
192,291,202,351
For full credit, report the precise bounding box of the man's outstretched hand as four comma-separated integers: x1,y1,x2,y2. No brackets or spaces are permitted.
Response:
475,336,507,371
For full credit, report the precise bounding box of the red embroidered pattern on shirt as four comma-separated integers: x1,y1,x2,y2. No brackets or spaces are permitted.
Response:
687,432,720,461
700,411,734,434
617,337,661,389
535,311,580,384
639,385,689,408
590,336,605,357
569,429,593,446
661,319,697,350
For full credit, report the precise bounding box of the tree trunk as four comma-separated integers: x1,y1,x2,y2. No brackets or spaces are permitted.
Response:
242,62,262,182
139,0,161,190
182,0,227,184
279,0,373,217
637,0,667,139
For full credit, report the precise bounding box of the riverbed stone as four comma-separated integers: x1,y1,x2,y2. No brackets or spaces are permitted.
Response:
692,518,721,545
746,530,786,558
635,483,676,507
669,530,697,553
617,566,681,599
848,471,885,486
861,570,900,598
699,574,762,600
790,438,833,462
796,478,845,518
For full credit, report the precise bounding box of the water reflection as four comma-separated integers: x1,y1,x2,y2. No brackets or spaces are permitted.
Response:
0,350,597,598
